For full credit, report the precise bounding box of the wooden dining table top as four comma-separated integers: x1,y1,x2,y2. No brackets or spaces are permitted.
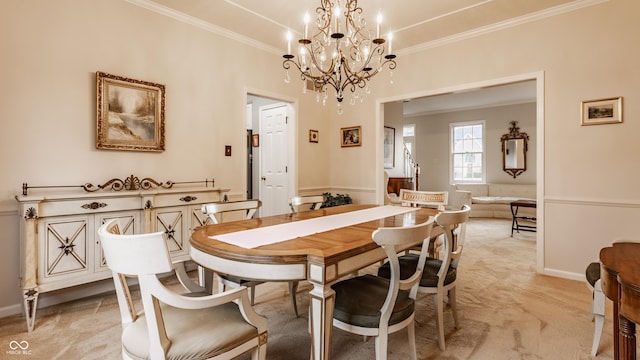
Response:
189,204,439,266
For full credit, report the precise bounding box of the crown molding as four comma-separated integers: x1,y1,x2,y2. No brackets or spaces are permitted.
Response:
398,0,608,56
124,0,283,56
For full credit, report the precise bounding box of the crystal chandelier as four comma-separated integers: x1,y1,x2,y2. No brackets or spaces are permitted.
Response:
282,0,396,113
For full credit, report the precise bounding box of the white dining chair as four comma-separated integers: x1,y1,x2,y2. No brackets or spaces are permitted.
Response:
378,204,471,351
202,199,299,316
98,219,268,360
332,218,435,360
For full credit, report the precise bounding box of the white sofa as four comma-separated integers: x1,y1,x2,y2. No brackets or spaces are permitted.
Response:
454,183,536,218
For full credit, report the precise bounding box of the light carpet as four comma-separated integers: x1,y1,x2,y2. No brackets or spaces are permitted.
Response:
0,218,616,359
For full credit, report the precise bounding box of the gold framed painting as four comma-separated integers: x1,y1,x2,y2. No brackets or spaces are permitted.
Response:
581,97,623,126
96,71,166,151
340,126,361,147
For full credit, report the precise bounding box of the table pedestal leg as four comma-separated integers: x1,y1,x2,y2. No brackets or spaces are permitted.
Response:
619,314,636,360
308,282,335,360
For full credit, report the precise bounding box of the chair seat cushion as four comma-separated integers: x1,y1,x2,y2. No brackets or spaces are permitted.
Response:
377,253,457,287
586,262,601,287
122,302,258,360
331,274,415,328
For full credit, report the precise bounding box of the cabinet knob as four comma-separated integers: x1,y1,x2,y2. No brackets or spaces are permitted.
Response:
180,196,197,202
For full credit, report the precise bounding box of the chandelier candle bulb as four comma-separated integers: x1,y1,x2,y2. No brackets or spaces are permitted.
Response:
286,30,292,54
333,4,340,33
376,12,382,38
304,13,310,39
388,32,393,54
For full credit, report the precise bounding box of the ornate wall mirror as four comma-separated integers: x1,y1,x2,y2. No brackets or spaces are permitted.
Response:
501,121,529,178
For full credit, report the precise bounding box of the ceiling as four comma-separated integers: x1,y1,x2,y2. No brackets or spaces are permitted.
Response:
138,0,581,114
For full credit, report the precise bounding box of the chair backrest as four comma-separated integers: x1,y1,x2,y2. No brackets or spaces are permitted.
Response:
99,219,173,276
433,204,471,270
97,219,173,327
372,218,435,324
289,195,325,212
201,199,262,224
399,189,449,210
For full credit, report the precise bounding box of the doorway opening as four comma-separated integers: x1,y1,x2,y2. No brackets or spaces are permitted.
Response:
246,93,297,217
378,71,545,273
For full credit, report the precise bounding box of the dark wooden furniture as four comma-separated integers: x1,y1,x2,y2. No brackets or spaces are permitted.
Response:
510,200,536,236
600,242,640,360
387,177,414,196
190,204,438,360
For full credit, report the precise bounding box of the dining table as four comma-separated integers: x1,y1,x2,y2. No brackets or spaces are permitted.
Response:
600,242,640,360
189,203,439,360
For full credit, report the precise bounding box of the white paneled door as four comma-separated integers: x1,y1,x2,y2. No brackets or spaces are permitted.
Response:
259,103,289,216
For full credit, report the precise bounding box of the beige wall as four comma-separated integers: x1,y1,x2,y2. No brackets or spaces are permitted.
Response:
1,0,639,317
409,102,537,191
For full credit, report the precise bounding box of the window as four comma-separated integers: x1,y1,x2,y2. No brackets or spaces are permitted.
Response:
451,121,485,183
403,124,415,155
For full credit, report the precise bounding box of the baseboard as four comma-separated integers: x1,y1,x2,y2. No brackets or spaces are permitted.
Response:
543,267,584,282
0,279,115,320
0,303,23,318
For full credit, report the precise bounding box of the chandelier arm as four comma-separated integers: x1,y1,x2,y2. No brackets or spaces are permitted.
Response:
305,45,337,78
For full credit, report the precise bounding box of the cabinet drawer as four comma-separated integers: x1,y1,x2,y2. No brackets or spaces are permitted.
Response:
39,196,142,217
149,190,223,208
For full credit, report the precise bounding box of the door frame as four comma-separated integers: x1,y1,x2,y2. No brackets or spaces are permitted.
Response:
244,88,298,216
376,71,545,273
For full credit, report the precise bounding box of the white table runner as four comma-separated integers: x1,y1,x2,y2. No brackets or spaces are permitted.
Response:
211,205,417,249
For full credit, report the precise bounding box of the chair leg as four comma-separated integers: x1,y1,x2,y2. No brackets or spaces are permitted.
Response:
435,292,446,351
250,342,267,360
592,313,604,356
407,321,417,360
216,274,226,294
591,282,605,356
449,287,459,329
249,285,256,306
289,281,299,317
374,333,388,360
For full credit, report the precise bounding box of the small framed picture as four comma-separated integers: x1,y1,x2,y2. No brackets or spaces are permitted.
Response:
252,134,259,147
340,126,362,147
581,97,623,126
309,129,319,143
383,126,395,168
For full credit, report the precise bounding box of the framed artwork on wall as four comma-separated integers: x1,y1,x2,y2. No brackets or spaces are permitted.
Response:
309,129,319,143
384,126,395,168
581,97,623,126
96,71,166,152
340,126,361,147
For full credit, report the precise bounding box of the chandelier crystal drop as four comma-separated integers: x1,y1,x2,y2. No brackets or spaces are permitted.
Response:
282,0,396,111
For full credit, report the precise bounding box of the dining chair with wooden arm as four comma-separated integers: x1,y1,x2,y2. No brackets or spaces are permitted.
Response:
331,218,435,360
378,204,471,351
288,194,325,213
98,219,268,360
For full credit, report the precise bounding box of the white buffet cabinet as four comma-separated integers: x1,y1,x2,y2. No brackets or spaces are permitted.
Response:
15,178,228,332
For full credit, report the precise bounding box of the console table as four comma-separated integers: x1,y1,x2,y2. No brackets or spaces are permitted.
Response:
510,200,536,236
15,175,229,332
